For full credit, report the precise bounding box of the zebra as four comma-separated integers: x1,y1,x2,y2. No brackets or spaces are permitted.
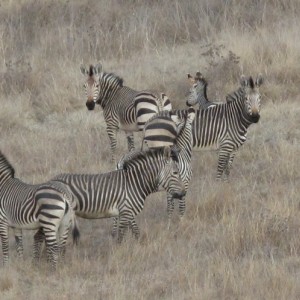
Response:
186,72,218,109
80,63,172,162
117,108,196,221
166,107,196,219
175,74,264,180
51,147,185,242
0,151,79,270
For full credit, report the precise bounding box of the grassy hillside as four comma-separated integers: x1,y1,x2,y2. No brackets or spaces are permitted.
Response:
0,0,299,299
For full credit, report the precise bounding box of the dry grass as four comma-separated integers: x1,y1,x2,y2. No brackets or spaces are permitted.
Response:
0,0,300,299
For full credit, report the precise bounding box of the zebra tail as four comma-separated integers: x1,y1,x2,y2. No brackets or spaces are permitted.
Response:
71,213,80,245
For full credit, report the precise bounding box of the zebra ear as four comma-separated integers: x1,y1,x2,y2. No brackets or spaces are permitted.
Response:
94,63,102,75
163,146,171,161
195,71,203,81
80,65,88,75
240,75,248,87
256,74,264,87
187,73,195,85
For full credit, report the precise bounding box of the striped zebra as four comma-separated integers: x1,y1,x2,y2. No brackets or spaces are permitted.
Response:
176,74,264,180
166,108,196,219
0,151,79,269
187,72,218,109
80,63,172,162
118,108,195,220
52,147,185,242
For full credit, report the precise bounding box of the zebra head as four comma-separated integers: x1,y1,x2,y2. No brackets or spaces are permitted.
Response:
240,74,264,123
80,63,102,111
186,72,210,108
158,147,186,200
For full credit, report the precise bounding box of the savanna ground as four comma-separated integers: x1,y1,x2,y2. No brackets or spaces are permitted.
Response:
0,0,299,299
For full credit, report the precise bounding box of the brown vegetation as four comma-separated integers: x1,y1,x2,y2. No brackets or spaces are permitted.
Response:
0,0,299,299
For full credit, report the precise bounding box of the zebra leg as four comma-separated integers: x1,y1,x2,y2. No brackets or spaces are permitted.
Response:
43,229,59,271
33,228,45,264
129,219,140,239
117,212,131,243
58,227,69,261
224,151,236,179
216,149,230,180
167,193,175,222
178,196,186,218
125,131,135,152
14,228,23,259
106,126,118,163
0,225,9,266
111,217,118,238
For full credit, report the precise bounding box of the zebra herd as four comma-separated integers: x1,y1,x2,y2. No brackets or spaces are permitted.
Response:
0,63,263,270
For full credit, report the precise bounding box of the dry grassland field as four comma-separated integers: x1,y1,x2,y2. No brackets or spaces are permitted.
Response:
0,0,300,299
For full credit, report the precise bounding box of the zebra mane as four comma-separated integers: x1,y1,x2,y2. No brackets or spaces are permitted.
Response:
226,87,244,103
121,148,178,171
88,65,94,76
102,72,123,87
0,151,15,178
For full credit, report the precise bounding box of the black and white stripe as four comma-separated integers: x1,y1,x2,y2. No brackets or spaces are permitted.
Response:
176,75,264,180
0,151,78,269
52,147,185,242
141,110,182,150
80,63,172,162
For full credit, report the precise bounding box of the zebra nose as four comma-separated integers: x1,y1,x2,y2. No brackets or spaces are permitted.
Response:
86,101,95,110
250,113,260,123
173,190,186,199
251,108,259,115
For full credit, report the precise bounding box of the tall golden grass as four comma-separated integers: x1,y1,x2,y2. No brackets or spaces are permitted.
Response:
0,0,299,299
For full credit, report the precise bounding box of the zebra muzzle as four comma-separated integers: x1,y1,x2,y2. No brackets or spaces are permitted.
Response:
86,101,96,110
186,101,192,107
250,113,260,123
172,191,186,200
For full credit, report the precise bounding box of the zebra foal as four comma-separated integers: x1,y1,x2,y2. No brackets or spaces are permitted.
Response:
186,72,218,109
176,74,264,180
80,63,172,162
52,147,185,242
0,151,79,270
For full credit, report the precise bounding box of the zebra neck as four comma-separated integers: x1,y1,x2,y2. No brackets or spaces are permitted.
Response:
0,172,13,186
230,97,256,128
98,86,120,109
125,163,160,199
176,125,193,155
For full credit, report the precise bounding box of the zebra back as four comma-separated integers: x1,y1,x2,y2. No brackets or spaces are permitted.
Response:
141,110,184,150
135,92,172,131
